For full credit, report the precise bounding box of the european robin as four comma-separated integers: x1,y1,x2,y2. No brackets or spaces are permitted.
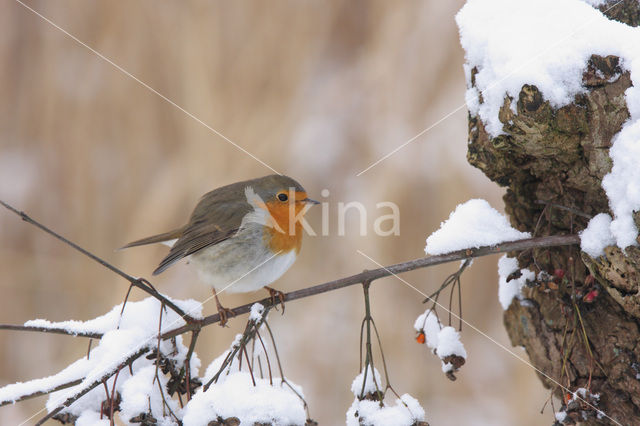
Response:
121,174,318,325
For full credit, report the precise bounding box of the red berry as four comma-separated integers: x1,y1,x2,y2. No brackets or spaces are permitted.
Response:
416,332,426,344
554,269,565,279
583,290,599,303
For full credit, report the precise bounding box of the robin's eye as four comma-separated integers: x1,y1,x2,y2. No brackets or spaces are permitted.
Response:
277,192,288,202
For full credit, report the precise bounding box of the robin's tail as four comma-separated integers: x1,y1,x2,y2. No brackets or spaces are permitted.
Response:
119,228,184,250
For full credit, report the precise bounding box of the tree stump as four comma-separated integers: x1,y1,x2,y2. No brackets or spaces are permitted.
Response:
466,2,640,424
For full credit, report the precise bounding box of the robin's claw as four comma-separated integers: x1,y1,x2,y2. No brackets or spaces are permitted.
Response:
264,286,286,315
217,305,235,327
213,289,235,327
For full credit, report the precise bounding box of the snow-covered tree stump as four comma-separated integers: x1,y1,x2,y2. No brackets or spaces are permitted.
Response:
459,0,640,424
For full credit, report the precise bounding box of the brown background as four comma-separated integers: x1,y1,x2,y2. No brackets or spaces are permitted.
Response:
1,1,548,424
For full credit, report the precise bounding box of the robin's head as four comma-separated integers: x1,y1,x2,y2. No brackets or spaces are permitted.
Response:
245,175,318,246
252,174,319,208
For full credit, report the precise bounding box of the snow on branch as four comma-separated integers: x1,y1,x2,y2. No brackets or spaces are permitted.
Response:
425,199,530,255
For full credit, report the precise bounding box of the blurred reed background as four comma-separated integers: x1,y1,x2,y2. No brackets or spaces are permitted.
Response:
0,1,549,425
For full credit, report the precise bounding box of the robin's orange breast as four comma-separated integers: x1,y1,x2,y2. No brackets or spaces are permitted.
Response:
262,191,309,254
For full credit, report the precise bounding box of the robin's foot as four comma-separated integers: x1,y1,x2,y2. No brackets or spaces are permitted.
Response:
213,289,234,327
264,286,286,314
216,303,235,327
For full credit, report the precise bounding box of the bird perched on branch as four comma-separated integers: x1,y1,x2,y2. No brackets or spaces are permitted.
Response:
121,174,318,325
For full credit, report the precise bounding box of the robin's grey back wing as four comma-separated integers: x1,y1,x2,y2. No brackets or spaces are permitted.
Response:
153,196,252,275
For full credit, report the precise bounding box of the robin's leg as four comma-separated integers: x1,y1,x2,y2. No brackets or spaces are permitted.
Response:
264,286,286,314
213,288,235,327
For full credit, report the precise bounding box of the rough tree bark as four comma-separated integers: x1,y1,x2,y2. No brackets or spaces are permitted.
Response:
466,2,640,424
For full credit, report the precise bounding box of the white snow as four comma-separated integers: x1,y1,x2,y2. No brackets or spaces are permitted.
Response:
3,293,311,425
425,199,530,255
414,310,442,350
436,327,467,360
580,0,606,6
580,213,616,257
4,298,196,406
203,349,235,385
457,0,640,137
350,365,383,397
119,365,181,425
249,302,265,322
182,372,306,426
497,255,536,310
436,327,467,374
555,410,568,422
601,120,640,250
25,297,203,335
574,387,599,401
346,393,426,426
75,410,110,426
191,330,307,426
457,0,640,255
0,357,91,405
0,297,201,423
25,312,118,335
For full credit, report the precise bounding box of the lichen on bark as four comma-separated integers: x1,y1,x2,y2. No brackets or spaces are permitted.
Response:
465,2,640,423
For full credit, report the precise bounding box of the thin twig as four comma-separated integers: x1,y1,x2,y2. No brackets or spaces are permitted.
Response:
0,200,192,321
184,329,200,401
242,346,256,386
370,319,392,395
109,367,121,425
101,380,110,419
261,320,311,415
0,200,136,282
359,280,384,402
153,302,165,386
262,321,284,380
255,329,273,385
154,369,180,423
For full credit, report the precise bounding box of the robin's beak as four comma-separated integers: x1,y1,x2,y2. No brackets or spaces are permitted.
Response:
302,197,320,205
